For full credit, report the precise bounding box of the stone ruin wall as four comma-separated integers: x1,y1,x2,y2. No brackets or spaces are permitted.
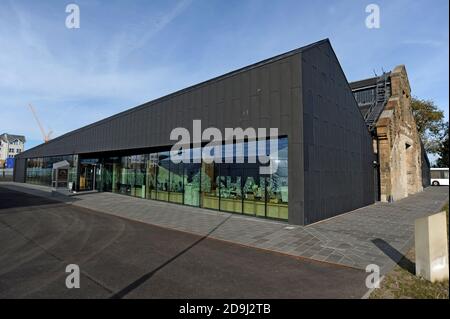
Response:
375,65,424,202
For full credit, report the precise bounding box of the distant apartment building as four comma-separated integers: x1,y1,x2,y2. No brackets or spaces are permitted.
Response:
0,133,26,167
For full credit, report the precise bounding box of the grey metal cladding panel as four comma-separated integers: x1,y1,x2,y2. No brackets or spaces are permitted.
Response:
237,71,248,128
224,77,233,128
290,90,302,144
178,93,186,130
165,96,172,136
206,85,215,128
287,53,304,225
301,41,374,225
193,88,201,120
201,85,209,126
109,116,121,149
18,52,302,159
280,62,292,116
291,54,301,88
215,80,224,129
132,109,145,148
258,67,268,113
142,106,152,147
186,92,193,127
148,106,155,146
206,82,214,127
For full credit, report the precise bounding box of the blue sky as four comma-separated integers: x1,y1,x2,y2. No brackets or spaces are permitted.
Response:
0,0,448,152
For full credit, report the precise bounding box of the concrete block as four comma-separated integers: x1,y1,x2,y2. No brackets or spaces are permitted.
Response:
414,211,449,282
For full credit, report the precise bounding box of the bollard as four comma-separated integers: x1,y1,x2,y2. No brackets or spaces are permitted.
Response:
414,211,449,282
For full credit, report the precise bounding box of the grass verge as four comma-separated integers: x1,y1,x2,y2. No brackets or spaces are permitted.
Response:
370,202,449,299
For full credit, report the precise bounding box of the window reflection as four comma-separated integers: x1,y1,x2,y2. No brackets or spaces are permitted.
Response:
243,163,266,217
218,163,242,213
184,148,201,206
201,162,219,209
26,155,75,187
24,137,288,220
169,160,183,204
266,138,288,219
157,152,170,201
146,153,158,200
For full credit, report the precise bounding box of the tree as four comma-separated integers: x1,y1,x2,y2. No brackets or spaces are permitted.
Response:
436,122,449,167
411,97,445,154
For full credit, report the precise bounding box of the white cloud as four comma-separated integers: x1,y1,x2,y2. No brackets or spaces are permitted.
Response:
0,0,194,144
106,0,192,72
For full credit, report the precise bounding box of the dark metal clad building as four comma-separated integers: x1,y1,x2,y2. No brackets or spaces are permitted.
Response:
14,39,375,225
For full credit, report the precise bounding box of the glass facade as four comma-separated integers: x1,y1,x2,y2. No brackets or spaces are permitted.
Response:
183,148,201,206
157,151,170,201
24,137,288,221
146,153,158,200
117,155,146,197
26,155,76,187
201,162,220,210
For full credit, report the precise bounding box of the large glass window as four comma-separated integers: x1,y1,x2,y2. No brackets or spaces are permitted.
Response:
218,163,242,214
117,157,132,195
146,153,158,200
242,140,266,217
41,157,52,186
110,157,122,193
25,137,288,221
169,159,184,204
265,137,288,220
26,155,75,187
242,163,266,217
129,155,146,198
106,153,152,199
201,162,220,210
183,148,201,206
157,152,170,201
68,155,78,189
97,157,115,192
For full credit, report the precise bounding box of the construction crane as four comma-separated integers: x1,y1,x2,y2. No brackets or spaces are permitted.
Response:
28,103,53,143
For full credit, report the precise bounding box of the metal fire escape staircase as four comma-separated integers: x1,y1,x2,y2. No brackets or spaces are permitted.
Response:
365,73,389,132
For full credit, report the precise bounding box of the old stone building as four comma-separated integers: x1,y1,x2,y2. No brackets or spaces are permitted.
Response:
351,65,430,202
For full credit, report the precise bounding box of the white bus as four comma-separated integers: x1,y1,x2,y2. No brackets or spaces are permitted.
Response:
430,168,449,186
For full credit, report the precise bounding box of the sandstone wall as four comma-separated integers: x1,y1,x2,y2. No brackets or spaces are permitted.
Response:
375,65,424,202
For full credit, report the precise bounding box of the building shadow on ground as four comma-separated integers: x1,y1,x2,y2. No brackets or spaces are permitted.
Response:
372,238,415,274
0,186,79,211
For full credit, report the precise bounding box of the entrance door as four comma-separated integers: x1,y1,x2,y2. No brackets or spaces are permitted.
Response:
79,163,98,191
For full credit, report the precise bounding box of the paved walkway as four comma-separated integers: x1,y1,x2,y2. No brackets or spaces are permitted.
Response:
1,182,448,274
